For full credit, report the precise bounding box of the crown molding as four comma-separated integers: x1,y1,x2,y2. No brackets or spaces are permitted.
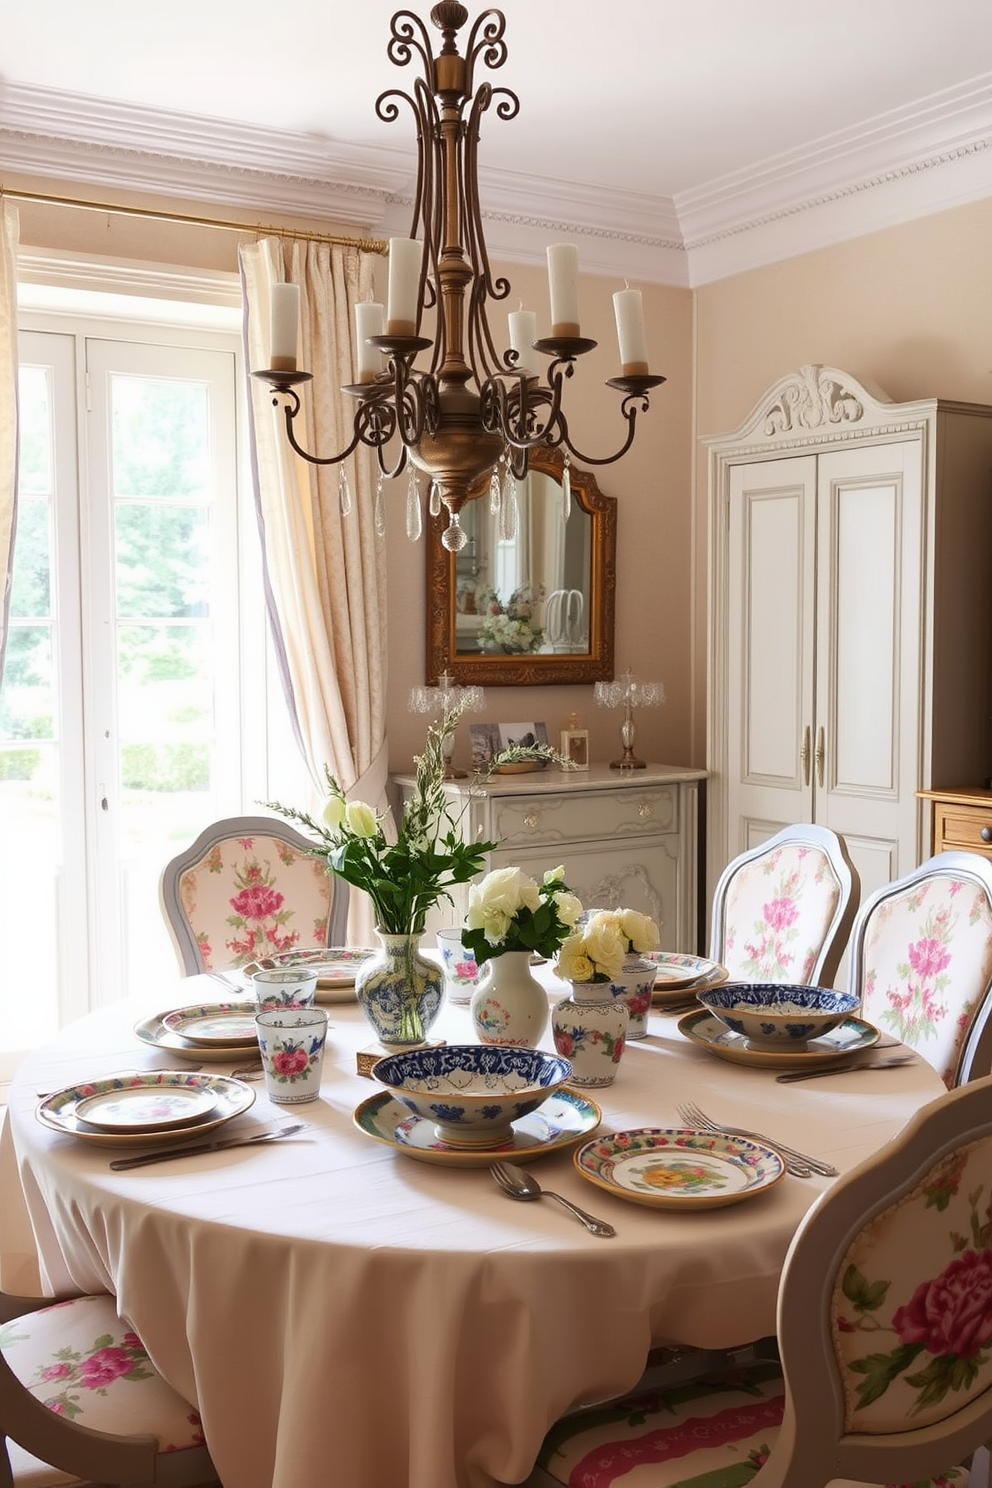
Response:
2,75,991,287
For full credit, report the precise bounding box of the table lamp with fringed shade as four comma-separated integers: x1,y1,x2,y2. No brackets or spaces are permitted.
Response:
594,667,665,770
409,670,485,778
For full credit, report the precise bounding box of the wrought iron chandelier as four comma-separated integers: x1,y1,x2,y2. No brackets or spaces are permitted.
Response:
253,2,666,552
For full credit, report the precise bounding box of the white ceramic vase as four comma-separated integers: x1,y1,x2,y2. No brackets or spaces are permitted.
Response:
470,951,548,1047
604,954,656,1038
551,982,628,1087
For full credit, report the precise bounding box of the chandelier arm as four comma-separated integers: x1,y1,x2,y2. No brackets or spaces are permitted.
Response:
463,9,508,96
462,86,515,383
278,400,366,468
375,442,409,482
385,10,436,86
554,405,641,468
393,364,432,447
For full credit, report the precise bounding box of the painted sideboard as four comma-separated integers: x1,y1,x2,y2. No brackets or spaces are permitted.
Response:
392,763,706,952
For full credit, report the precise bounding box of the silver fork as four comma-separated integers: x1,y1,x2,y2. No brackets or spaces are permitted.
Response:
677,1101,837,1178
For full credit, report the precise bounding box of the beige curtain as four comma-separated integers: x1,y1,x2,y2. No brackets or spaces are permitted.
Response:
240,237,388,942
0,201,19,683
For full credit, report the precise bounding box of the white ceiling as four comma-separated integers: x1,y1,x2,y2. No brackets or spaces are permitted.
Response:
2,0,992,285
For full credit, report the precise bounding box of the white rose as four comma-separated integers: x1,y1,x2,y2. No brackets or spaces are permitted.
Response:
543,865,566,887
322,796,346,833
619,908,660,954
554,892,583,929
344,800,379,838
476,866,541,918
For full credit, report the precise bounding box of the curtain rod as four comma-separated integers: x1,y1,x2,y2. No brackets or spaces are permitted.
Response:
1,185,389,255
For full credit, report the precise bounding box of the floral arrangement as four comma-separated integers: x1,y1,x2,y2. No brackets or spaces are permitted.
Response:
556,907,660,984
268,703,497,935
476,583,545,654
462,865,583,968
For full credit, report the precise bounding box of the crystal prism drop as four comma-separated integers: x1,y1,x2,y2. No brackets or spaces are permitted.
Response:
489,465,501,515
406,469,423,542
374,476,386,538
338,465,352,517
499,476,519,542
562,456,572,523
429,481,441,517
441,511,468,551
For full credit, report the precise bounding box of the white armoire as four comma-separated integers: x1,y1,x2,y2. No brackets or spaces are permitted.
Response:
706,365,992,917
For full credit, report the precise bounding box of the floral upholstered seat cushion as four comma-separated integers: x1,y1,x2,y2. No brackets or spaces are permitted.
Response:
861,875,992,1086
832,1135,992,1436
0,1293,207,1486
722,843,841,983
535,1361,968,1486
178,832,332,969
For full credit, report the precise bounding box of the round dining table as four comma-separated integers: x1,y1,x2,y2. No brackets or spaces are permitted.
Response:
0,968,945,1488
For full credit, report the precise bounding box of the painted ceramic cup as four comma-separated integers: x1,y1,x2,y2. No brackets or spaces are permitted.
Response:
251,967,318,1011
255,1006,328,1103
435,928,480,1006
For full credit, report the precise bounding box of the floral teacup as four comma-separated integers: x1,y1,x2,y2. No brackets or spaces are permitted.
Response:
436,928,480,1005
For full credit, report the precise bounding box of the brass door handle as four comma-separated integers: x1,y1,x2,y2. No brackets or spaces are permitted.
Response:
815,727,825,789
800,726,811,786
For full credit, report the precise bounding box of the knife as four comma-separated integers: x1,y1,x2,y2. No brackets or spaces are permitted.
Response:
775,1055,915,1084
109,1123,307,1170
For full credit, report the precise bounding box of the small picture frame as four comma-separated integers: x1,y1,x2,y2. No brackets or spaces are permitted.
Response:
561,728,590,770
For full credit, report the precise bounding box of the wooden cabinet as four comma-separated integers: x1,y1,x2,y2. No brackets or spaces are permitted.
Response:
919,788,992,863
391,764,706,951
707,365,992,914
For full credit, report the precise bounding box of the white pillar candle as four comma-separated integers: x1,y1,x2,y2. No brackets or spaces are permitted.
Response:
507,308,538,376
546,244,580,337
269,283,300,372
612,287,649,376
354,301,385,383
386,238,423,336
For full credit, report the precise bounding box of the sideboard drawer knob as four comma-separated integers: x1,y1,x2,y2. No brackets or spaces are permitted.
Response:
638,803,654,821
981,826,992,844
523,812,541,831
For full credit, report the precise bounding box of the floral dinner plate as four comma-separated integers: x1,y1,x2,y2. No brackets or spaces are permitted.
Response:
243,946,376,1002
134,1008,259,1064
161,1003,259,1047
677,1008,880,1070
37,1071,255,1147
573,1127,785,1210
353,1088,601,1168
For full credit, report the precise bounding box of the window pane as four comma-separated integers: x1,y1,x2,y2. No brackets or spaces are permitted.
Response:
111,376,210,499
9,498,52,618
0,625,53,741
17,365,53,496
115,503,210,619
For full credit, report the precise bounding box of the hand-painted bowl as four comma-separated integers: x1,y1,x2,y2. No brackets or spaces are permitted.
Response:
696,983,860,1048
371,1044,573,1148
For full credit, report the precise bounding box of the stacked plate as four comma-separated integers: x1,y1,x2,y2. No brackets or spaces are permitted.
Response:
242,946,376,1003
37,1070,255,1148
353,1089,602,1169
646,952,728,1007
134,1001,259,1063
677,1008,880,1071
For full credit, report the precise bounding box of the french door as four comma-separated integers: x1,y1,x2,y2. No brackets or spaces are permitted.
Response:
0,322,251,1078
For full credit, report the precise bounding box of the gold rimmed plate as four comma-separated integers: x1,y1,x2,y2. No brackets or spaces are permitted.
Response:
677,1008,880,1070
37,1071,255,1147
161,1003,259,1047
353,1089,601,1168
135,1008,259,1064
243,946,376,1002
647,953,728,1005
573,1127,785,1210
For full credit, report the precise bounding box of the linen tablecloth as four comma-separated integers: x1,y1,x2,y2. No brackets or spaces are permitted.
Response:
0,973,944,1488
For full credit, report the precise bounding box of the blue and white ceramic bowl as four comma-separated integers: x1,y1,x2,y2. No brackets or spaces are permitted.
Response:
371,1044,573,1148
697,983,860,1048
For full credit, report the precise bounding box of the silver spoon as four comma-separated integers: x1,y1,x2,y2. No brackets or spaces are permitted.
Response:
490,1159,616,1237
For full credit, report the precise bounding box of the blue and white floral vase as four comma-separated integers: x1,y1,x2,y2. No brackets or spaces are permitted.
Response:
470,951,549,1048
355,931,444,1047
551,982,628,1087
606,954,656,1039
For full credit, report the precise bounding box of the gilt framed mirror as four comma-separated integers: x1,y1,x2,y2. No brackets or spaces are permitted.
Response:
425,446,616,685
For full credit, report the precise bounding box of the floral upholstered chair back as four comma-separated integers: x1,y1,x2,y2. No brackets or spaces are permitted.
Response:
710,824,859,987
851,852,992,1088
159,815,346,975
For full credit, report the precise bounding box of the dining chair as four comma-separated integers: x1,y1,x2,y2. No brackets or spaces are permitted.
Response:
0,1288,218,1486
158,814,348,975
523,1071,992,1488
709,823,860,987
848,850,992,1089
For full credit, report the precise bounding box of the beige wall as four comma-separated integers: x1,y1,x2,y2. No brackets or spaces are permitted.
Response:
692,196,992,765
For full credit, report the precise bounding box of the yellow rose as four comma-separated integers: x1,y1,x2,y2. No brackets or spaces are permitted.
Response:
556,937,596,982
619,908,660,954
322,796,346,832
344,800,379,838
582,912,626,980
